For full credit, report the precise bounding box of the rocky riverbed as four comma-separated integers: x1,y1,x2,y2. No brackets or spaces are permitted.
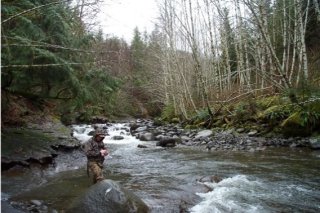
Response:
130,119,320,151
3,117,318,173
2,118,320,212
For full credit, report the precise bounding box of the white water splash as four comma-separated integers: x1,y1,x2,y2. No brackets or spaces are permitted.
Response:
104,123,138,145
190,175,267,213
71,124,94,143
71,123,141,146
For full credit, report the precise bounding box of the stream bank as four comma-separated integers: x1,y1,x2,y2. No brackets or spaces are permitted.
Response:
1,116,80,172
131,119,320,151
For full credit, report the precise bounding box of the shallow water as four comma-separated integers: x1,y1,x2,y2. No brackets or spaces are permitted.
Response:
2,123,320,212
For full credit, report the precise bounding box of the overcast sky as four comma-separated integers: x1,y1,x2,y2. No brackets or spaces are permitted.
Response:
97,0,159,42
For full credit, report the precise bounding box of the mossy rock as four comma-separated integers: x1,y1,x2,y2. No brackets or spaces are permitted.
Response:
171,117,180,123
2,118,79,163
281,112,301,127
280,112,311,136
256,96,285,110
259,105,290,124
1,128,56,161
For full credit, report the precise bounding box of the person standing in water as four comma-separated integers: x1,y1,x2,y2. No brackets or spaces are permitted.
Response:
83,129,108,183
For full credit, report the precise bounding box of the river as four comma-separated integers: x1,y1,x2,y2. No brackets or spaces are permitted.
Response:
2,123,320,212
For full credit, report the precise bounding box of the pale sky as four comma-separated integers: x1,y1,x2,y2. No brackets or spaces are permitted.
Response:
97,0,159,42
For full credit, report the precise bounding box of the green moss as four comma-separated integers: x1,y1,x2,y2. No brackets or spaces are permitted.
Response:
259,105,290,124
280,109,320,136
281,112,301,127
171,117,180,123
256,96,281,109
171,94,319,136
1,128,56,158
232,102,253,123
184,125,197,129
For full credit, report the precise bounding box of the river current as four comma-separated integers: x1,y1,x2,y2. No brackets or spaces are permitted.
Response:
2,123,320,212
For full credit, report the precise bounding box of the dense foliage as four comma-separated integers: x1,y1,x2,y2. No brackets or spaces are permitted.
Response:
1,0,319,137
1,0,119,124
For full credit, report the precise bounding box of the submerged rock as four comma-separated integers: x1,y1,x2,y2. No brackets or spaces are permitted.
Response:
111,136,124,140
309,138,320,149
68,179,149,213
198,175,222,183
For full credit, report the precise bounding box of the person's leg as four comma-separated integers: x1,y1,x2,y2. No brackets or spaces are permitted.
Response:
88,161,104,183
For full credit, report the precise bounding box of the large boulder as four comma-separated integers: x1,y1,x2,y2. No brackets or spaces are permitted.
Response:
129,123,141,134
280,112,312,136
68,179,149,213
156,137,179,147
194,130,213,139
139,132,154,141
1,124,79,171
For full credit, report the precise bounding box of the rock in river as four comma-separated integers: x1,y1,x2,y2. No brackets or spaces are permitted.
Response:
156,137,179,147
309,137,320,149
194,130,213,139
68,179,149,213
111,136,124,140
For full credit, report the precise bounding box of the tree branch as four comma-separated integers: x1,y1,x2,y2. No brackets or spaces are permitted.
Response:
2,1,69,24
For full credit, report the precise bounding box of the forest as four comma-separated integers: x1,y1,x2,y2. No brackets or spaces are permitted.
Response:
2,0,320,136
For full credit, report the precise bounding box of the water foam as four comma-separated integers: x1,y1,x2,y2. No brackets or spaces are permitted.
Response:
190,175,267,213
104,123,139,145
72,124,94,143
72,123,140,146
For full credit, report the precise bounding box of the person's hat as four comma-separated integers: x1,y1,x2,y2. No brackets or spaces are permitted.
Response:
94,129,106,137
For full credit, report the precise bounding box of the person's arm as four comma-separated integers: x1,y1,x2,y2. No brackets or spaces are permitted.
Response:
84,141,101,157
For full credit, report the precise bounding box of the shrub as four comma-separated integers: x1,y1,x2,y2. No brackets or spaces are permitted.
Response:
233,102,252,123
190,109,210,125
263,105,291,124
161,104,176,121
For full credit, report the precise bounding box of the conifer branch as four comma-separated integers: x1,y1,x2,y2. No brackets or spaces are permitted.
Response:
1,60,111,68
2,1,69,24
2,43,121,55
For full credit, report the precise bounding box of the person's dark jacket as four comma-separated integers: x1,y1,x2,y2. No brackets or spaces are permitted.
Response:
83,138,105,163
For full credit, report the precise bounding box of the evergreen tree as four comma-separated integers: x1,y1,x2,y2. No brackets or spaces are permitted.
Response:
221,8,237,73
130,27,147,86
1,0,120,123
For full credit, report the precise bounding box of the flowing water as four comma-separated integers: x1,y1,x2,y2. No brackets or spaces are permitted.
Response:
2,123,320,213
